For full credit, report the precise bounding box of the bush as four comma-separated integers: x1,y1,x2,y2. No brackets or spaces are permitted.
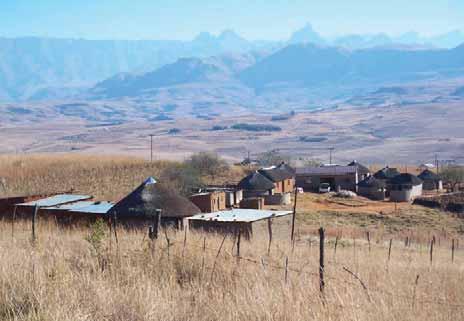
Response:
185,152,229,181
168,128,181,135
211,125,228,131
231,123,282,132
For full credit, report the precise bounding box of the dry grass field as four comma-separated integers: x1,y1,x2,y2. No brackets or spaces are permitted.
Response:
0,220,463,321
0,154,463,320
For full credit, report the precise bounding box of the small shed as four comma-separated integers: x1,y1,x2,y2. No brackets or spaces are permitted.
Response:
389,174,423,202
418,170,443,191
15,194,93,218
42,201,114,224
357,176,386,200
189,191,226,213
188,209,293,239
108,177,201,228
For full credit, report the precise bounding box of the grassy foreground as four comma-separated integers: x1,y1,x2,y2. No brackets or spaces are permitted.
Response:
0,154,463,320
0,220,463,321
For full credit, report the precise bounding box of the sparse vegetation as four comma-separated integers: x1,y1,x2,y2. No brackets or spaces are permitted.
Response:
231,123,282,132
256,150,291,167
210,125,228,131
299,136,328,143
441,166,464,191
167,128,181,134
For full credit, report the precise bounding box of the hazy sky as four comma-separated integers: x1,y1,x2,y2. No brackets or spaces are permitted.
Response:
1,0,463,40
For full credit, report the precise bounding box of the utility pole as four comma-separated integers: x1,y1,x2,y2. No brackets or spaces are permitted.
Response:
329,148,334,165
149,134,154,163
435,154,439,175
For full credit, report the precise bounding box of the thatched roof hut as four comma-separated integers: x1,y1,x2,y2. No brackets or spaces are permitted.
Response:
418,169,441,182
238,171,275,191
374,167,400,180
108,177,200,219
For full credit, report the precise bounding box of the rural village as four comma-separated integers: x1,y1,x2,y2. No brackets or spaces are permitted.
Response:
0,152,463,320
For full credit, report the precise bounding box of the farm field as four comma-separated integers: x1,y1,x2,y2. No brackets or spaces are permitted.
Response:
0,154,463,320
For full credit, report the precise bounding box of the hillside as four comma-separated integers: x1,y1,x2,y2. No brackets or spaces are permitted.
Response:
240,43,464,90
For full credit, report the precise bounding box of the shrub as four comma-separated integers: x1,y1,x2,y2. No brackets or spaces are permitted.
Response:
231,123,282,132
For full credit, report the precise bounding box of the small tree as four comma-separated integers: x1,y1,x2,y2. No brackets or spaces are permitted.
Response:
441,166,464,192
257,151,291,167
185,152,229,182
160,163,204,196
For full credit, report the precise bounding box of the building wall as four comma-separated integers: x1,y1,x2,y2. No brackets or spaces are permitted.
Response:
264,193,292,205
390,184,423,202
358,187,386,200
423,180,443,191
188,214,292,240
296,174,357,192
240,198,264,209
189,192,226,213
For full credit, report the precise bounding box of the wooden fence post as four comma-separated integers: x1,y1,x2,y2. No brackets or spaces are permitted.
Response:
31,205,39,243
388,239,393,262
236,229,241,258
429,237,435,265
112,212,119,245
366,231,371,253
291,187,298,243
284,256,289,284
319,227,325,293
148,209,162,241
451,239,455,263
11,205,17,239
267,218,273,255
334,235,339,259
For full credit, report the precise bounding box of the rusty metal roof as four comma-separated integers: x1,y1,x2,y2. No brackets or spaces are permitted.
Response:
188,209,292,223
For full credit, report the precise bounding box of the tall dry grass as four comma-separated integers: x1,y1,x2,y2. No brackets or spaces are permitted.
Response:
0,219,463,321
0,154,244,201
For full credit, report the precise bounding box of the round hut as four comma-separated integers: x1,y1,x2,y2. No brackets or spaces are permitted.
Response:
418,169,443,191
357,176,386,200
389,173,423,202
108,177,200,228
238,171,275,198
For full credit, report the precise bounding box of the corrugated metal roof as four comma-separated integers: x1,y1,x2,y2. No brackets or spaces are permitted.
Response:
69,202,114,214
296,166,357,175
16,194,92,207
188,209,292,223
43,201,96,211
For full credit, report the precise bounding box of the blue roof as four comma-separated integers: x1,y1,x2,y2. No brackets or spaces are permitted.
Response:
188,209,292,223
43,201,95,211
69,202,114,214
17,194,92,207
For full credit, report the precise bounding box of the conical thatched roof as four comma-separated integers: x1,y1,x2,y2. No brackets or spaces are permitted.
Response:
418,169,441,182
108,177,200,218
374,167,400,180
389,173,423,186
238,171,275,191
358,176,386,189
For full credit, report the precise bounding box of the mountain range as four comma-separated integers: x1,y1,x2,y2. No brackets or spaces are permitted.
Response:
1,23,464,102
91,43,464,100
